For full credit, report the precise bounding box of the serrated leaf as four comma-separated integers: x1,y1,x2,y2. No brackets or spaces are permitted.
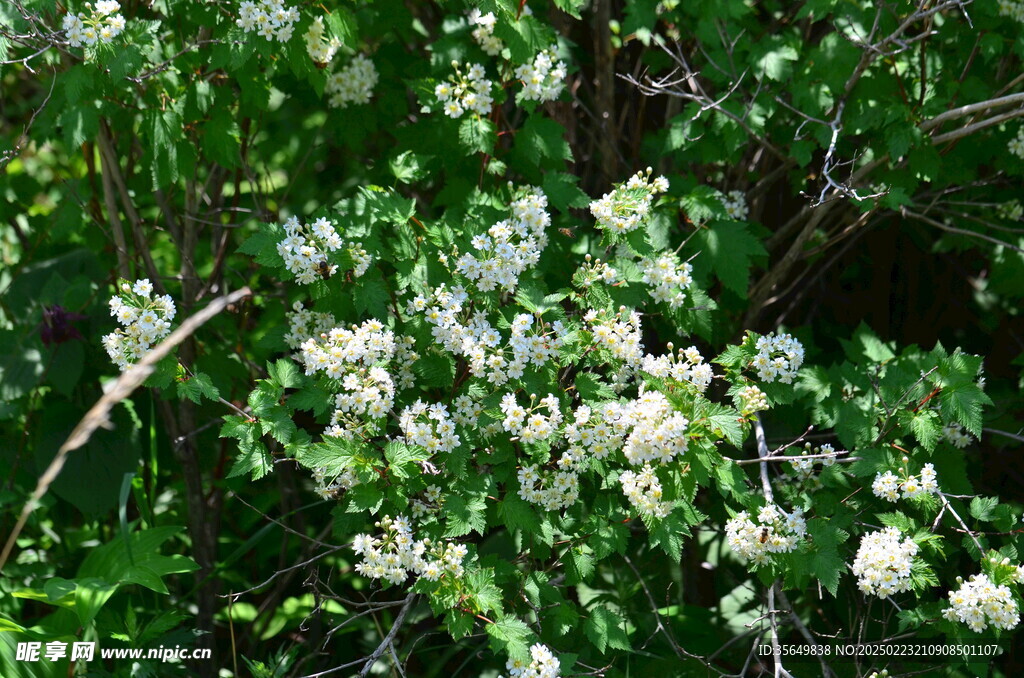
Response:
695,221,765,295
910,409,941,452
458,116,495,155
267,359,301,389
486,615,532,662
583,607,630,654
444,492,487,537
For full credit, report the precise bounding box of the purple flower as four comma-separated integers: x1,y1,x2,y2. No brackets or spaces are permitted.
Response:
39,305,86,347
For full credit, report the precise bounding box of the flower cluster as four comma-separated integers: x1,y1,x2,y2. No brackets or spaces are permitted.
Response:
589,168,669,234
352,515,467,585
236,0,299,42
467,9,502,56
620,464,671,518
517,464,579,511
999,0,1024,24
435,62,493,118
573,254,617,287
872,460,939,502
788,442,837,483
284,301,337,350
411,284,565,386
312,465,359,500
501,393,563,443
751,332,804,384
455,187,551,293
640,255,693,308
735,385,769,415
619,389,690,466
411,485,443,518
722,190,749,220
515,49,567,103
399,400,461,453
997,199,1023,221
1010,125,1024,159
851,527,919,598
103,279,176,371
501,643,561,678
326,54,379,109
942,421,973,448
63,1,126,48
640,344,714,392
298,319,417,437
276,216,343,284
942,573,1020,631
562,402,628,465
725,504,807,565
584,307,645,368
304,17,340,65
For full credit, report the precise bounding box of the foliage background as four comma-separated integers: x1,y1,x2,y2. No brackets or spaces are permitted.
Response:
1,0,1024,676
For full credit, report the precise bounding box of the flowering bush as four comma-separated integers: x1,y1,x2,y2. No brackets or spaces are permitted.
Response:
4,1,1024,677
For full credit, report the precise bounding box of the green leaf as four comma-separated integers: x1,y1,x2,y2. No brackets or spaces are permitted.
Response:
564,546,595,584
176,372,219,404
542,172,590,210
552,0,585,18
444,492,488,537
910,409,941,452
695,221,765,295
583,607,630,654
228,441,273,480
74,578,119,626
969,496,998,522
680,185,727,225
756,44,799,81
466,569,502,614
325,6,356,45
574,372,616,401
60,105,98,148
267,359,302,389
515,116,571,163
878,511,917,533
360,186,416,224
939,382,990,437
78,526,200,593
204,108,241,168
487,615,532,662
458,116,496,155
497,493,537,532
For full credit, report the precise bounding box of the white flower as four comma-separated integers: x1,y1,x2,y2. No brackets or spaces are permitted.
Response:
725,504,806,565
514,48,566,103
722,190,749,220
304,17,341,64
500,642,561,678
63,3,126,48
589,169,668,234
352,515,468,586
1010,126,1024,159
467,9,503,56
943,573,1020,632
851,527,919,598
326,54,379,109
456,186,551,294
236,0,299,42
103,280,176,371
435,61,493,118
640,255,693,309
942,422,973,449
298,319,418,438
751,332,804,384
